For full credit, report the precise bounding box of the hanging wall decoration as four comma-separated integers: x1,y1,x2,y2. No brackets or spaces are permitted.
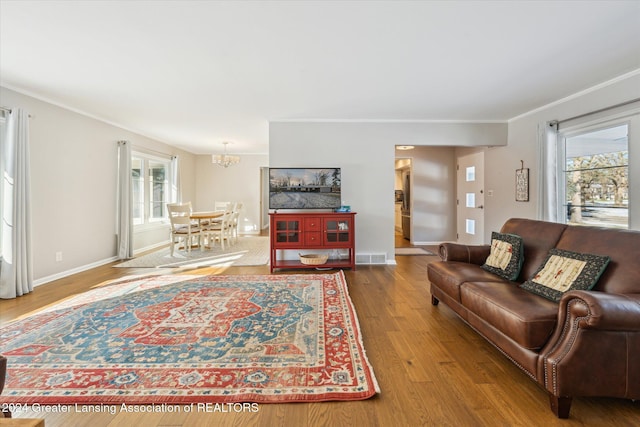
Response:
516,160,529,202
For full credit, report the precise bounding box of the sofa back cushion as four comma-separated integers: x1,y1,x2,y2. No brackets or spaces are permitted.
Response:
520,248,611,301
555,225,640,294
482,232,524,281
500,218,567,282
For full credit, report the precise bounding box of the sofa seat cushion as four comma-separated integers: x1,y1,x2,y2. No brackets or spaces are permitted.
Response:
460,282,558,350
428,261,508,303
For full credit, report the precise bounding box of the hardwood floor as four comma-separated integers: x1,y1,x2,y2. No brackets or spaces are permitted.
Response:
394,230,413,248
1,249,638,426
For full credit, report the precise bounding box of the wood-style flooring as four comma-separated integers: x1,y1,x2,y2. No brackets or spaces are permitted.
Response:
0,236,638,426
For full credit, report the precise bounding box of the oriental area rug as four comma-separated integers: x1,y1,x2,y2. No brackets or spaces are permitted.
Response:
0,272,379,405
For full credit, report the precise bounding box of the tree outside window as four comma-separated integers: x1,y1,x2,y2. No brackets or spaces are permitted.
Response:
149,160,167,220
132,157,144,225
564,124,628,228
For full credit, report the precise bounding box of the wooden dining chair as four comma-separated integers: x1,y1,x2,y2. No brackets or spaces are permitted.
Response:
209,201,235,229
228,202,243,245
200,211,232,251
167,202,200,256
214,201,231,211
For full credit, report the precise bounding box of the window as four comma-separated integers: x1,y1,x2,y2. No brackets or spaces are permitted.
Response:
560,124,628,229
132,153,171,226
466,166,475,182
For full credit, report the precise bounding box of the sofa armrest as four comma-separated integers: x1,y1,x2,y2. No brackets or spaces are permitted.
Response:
539,291,640,400
438,242,491,265
557,291,640,331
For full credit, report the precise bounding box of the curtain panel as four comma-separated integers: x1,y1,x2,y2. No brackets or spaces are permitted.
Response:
170,155,181,204
537,121,559,222
0,108,33,299
116,140,133,259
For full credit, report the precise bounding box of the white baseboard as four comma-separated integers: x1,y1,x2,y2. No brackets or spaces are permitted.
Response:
34,256,119,287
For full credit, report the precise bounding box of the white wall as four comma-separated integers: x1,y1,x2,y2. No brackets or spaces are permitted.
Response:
269,121,506,261
194,153,269,234
401,146,457,244
1,87,196,284
485,72,640,239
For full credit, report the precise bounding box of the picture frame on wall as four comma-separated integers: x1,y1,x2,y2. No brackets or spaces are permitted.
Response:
516,167,529,202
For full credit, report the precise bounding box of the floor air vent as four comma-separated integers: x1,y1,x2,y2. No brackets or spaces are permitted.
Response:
355,253,387,265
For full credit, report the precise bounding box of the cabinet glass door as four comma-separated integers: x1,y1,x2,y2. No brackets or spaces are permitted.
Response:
275,220,300,244
325,218,351,244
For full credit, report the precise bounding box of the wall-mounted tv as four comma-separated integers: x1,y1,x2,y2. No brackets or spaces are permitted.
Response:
269,168,341,210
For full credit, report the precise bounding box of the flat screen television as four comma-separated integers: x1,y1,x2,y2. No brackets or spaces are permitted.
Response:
269,168,341,210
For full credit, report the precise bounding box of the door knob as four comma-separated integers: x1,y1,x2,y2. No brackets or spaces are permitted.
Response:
477,205,484,209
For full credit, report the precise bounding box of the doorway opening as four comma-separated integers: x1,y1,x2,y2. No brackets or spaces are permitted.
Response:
395,156,412,248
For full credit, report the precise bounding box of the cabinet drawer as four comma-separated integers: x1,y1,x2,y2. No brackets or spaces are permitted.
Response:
304,217,322,231
305,232,322,245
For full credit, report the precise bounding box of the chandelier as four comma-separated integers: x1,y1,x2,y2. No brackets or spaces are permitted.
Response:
212,142,240,168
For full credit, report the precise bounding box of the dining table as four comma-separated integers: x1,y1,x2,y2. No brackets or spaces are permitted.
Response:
190,210,224,223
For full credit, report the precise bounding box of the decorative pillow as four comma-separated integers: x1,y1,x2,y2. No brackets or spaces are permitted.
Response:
481,232,524,281
520,248,610,302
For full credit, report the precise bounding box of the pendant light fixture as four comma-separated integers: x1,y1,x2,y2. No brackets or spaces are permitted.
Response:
212,141,240,168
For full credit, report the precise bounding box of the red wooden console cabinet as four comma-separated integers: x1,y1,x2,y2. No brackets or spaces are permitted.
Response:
269,212,356,272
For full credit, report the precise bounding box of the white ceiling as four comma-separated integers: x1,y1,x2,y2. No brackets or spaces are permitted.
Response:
1,1,639,155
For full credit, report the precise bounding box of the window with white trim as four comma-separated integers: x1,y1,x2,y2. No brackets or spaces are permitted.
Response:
559,123,629,229
132,152,171,227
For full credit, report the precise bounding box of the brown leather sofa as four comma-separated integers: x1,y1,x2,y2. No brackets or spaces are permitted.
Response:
427,218,640,418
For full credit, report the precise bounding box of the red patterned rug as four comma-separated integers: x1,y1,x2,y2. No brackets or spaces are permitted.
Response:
0,272,378,404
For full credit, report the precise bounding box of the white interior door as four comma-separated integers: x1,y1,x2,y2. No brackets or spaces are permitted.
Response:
457,152,485,245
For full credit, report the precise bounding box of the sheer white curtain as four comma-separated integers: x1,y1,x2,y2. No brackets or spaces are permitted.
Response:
170,155,181,203
0,109,33,299
537,121,559,222
116,140,133,259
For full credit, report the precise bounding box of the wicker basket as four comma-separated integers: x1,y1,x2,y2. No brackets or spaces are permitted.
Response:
299,253,329,265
